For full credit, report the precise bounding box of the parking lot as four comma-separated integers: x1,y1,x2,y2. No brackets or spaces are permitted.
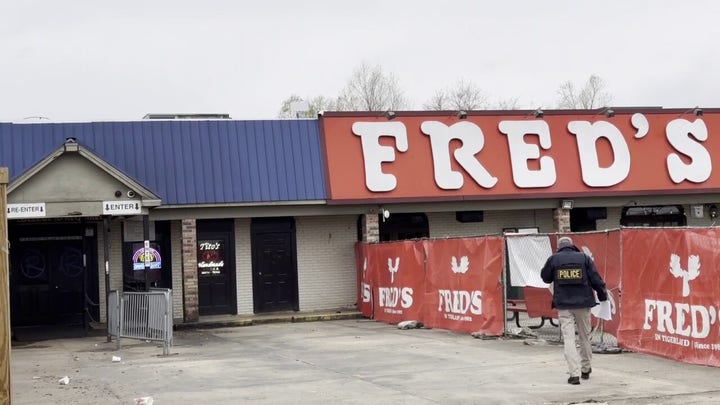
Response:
10,319,720,404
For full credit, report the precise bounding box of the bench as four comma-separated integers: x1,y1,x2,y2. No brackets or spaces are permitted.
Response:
506,287,559,329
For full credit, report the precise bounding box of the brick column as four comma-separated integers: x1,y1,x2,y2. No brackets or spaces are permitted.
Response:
553,208,571,233
361,214,380,243
182,219,199,322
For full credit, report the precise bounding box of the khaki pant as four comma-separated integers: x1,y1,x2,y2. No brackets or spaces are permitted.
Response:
558,308,592,378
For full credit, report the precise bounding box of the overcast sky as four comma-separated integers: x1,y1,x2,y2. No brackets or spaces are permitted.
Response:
1,0,719,122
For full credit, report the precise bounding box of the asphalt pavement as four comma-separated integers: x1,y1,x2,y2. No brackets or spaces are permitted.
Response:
10,319,720,404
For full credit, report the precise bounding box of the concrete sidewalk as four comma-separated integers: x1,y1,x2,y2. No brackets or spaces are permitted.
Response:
10,319,720,404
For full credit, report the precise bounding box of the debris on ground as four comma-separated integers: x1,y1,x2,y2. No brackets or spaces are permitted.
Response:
58,376,70,385
112,355,121,362
504,327,538,339
397,320,423,330
592,342,623,354
470,332,499,340
134,396,154,405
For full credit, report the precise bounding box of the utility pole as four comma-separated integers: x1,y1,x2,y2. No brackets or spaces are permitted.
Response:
0,167,12,404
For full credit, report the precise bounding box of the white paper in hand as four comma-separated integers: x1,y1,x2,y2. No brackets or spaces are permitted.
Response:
591,300,612,321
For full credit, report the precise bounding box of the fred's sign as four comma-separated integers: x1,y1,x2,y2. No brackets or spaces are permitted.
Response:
320,111,719,203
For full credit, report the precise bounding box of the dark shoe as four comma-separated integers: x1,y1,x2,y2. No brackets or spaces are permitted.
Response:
581,368,592,380
567,376,580,385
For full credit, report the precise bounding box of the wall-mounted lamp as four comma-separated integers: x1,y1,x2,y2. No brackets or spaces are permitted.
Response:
457,110,468,119
381,208,390,222
385,111,397,120
560,199,574,210
680,106,703,117
533,108,544,118
710,204,718,219
594,107,615,118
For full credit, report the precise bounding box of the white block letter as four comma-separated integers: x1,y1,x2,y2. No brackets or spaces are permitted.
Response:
498,120,556,188
568,121,630,187
352,122,408,192
420,121,498,189
666,118,710,183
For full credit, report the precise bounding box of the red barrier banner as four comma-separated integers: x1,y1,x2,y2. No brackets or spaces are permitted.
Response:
366,241,425,324
618,228,720,366
568,231,622,337
355,243,373,317
423,237,504,335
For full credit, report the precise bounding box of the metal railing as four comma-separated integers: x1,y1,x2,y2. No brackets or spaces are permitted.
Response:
109,288,173,355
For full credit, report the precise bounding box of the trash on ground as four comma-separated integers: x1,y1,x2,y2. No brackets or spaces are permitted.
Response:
112,355,121,362
592,342,623,354
135,396,154,405
397,320,423,330
470,332,498,340
58,376,70,385
505,327,538,339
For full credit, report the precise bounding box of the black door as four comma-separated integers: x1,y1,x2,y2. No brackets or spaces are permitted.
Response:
251,217,299,313
197,220,236,316
10,223,98,327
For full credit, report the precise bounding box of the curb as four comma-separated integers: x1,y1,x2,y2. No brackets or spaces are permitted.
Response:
174,312,364,331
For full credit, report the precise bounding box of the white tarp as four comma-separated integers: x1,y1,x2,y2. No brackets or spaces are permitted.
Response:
506,235,553,288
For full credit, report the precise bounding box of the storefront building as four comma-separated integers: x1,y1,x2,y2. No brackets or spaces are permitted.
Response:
2,107,718,332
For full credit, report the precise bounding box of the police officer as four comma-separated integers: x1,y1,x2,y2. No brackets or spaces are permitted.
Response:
541,236,607,385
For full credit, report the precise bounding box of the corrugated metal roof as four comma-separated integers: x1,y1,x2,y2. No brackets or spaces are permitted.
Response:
0,120,326,205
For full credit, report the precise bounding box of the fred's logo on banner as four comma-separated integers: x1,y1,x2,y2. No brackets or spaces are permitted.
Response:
669,254,700,297
451,256,469,274
439,255,482,319
644,252,718,344
378,256,413,313
361,257,371,304
388,257,399,283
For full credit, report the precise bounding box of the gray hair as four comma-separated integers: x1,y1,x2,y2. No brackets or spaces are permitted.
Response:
557,236,573,248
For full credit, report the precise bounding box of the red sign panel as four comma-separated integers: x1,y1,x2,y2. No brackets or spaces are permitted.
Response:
618,229,720,366
365,241,425,324
320,113,720,203
422,237,504,335
355,243,373,317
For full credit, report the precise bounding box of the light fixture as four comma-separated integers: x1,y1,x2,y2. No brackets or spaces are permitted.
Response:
710,204,718,219
385,111,397,120
680,106,703,117
457,110,468,119
560,200,574,210
594,107,614,118
533,108,544,118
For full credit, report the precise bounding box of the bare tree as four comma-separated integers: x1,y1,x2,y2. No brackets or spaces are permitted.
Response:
278,94,336,118
492,97,522,110
335,63,408,111
423,79,489,110
556,74,612,109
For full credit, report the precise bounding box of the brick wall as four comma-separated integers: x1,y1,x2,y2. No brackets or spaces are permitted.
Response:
234,218,253,315
181,219,198,322
170,220,184,321
295,215,358,311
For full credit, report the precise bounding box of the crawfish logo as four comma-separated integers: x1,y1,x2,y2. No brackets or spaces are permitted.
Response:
669,254,700,298
451,256,469,274
387,257,399,283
